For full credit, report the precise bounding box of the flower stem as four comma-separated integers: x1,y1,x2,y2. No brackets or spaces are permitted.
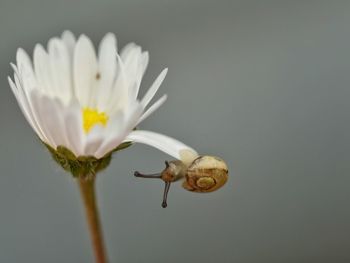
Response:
78,175,108,263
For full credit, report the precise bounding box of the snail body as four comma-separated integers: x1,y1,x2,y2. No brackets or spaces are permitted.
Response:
161,156,228,192
134,155,228,207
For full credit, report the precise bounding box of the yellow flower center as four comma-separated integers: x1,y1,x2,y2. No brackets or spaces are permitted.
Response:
82,108,109,133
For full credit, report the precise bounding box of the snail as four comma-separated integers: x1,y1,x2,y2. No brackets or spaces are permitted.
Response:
134,155,228,208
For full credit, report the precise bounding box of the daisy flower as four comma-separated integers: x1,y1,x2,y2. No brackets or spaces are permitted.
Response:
8,31,198,175
8,31,228,263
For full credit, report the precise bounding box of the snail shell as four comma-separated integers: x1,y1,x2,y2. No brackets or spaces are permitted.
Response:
182,156,228,193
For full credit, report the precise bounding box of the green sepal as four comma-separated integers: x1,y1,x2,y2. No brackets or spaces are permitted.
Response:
44,141,133,178
111,141,133,153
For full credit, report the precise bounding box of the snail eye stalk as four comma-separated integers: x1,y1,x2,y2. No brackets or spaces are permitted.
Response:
134,171,162,179
133,168,173,208
161,182,171,208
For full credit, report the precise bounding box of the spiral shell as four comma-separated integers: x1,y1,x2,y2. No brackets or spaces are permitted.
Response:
182,156,228,193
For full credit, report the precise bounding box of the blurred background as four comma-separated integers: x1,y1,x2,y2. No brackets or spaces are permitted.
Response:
0,0,349,262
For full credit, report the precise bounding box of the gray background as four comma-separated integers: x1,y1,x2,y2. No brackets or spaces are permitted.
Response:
0,0,349,262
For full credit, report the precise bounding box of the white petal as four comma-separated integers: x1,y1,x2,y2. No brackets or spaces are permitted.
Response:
106,54,129,114
29,91,58,148
48,38,72,104
33,44,54,96
84,125,106,156
73,35,98,107
138,94,167,124
93,112,125,158
94,103,143,158
124,130,198,163
16,48,37,91
40,96,70,148
120,42,138,61
103,111,125,141
132,51,149,100
12,68,48,142
120,44,148,100
141,68,168,108
61,30,76,58
8,77,44,140
96,33,117,111
64,100,85,156
123,46,142,99
140,51,149,77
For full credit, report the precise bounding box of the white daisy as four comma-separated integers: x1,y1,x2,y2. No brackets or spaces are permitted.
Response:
8,31,197,171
